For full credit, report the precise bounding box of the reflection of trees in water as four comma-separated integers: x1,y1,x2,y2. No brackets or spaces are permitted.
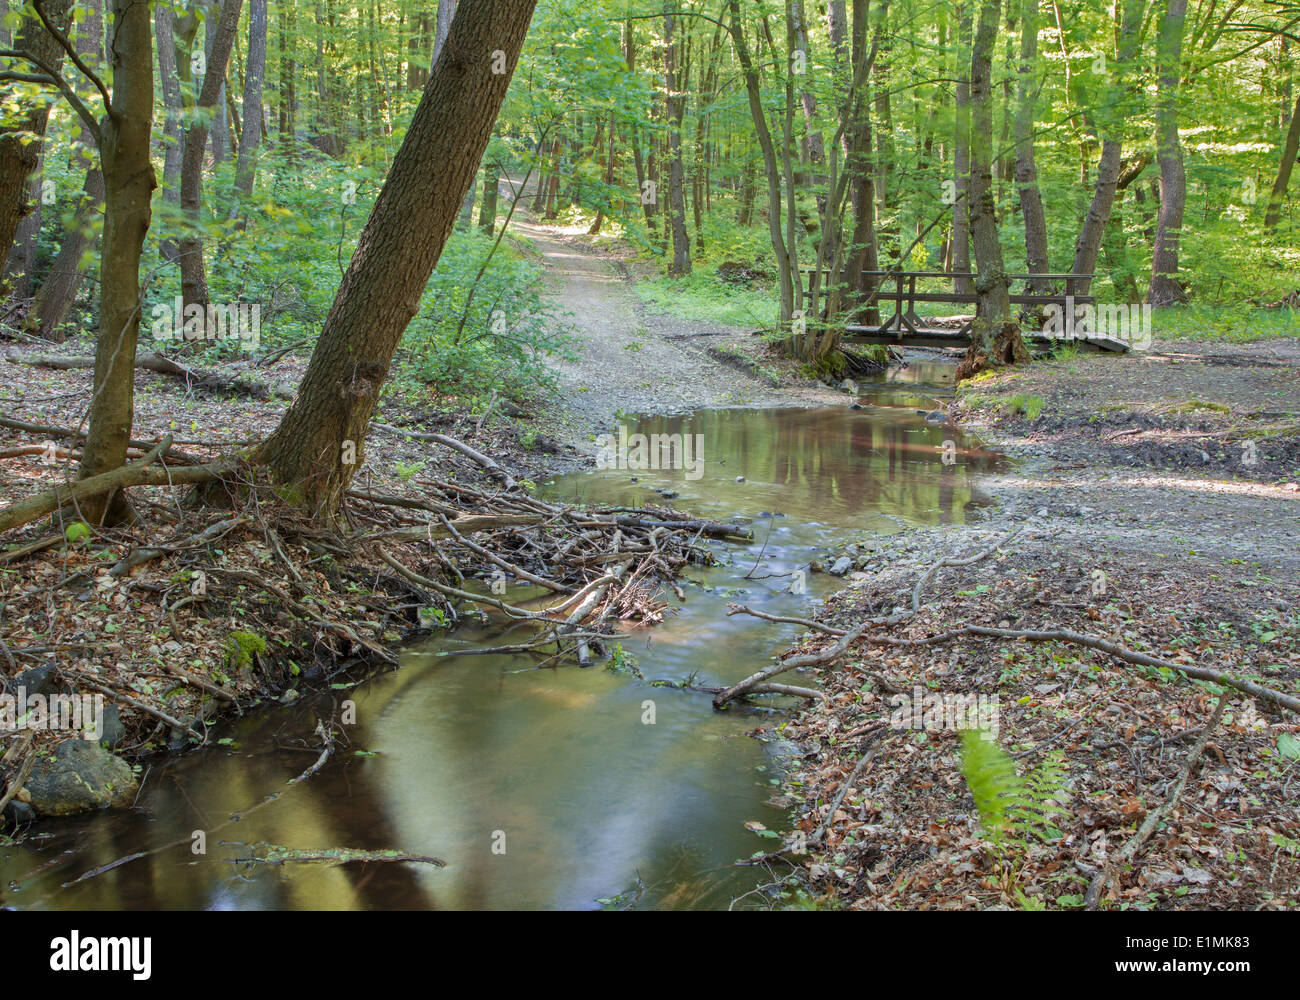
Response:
640,408,999,527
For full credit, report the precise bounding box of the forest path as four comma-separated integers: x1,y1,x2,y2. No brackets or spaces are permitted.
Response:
503,208,833,448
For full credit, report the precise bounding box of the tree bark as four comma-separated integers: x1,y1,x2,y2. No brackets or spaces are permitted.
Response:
1264,94,1300,229
77,0,157,526
253,0,536,517
177,0,243,314
727,0,795,325
28,0,105,342
234,0,267,197
1070,0,1144,297
952,3,973,295
664,2,691,276
1147,0,1189,306
155,3,186,263
1013,0,1049,292
0,0,73,285
959,0,1028,379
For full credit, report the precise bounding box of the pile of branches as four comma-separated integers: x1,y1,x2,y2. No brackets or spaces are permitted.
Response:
349,466,750,667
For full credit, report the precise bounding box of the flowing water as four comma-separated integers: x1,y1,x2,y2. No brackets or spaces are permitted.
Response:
1,364,1004,910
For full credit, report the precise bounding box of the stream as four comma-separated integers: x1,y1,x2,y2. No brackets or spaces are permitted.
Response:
1,363,1005,910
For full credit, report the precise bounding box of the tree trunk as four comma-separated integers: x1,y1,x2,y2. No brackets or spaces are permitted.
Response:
205,0,232,164
1147,0,1189,306
479,160,500,234
177,0,243,314
253,0,536,517
155,3,185,262
727,0,795,325
0,0,73,283
78,0,157,526
952,4,973,295
1013,0,1050,292
664,2,691,276
234,0,268,197
28,0,105,342
1264,94,1300,229
1070,0,1144,297
625,20,659,236
959,0,1028,380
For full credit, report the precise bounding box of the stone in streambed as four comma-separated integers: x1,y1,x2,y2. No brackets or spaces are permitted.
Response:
829,556,853,576
21,739,139,817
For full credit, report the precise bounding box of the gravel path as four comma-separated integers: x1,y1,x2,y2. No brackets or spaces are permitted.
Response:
509,213,837,448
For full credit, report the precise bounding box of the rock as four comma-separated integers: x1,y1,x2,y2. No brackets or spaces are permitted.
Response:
2,798,35,827
22,740,139,817
12,663,64,699
850,402,863,410
657,489,678,499
840,379,858,394
829,556,853,576
924,410,946,422
735,476,745,483
808,560,825,573
94,704,125,751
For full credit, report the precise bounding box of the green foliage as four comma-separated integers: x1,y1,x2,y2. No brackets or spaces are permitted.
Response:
225,631,268,672
391,229,577,403
959,730,1067,848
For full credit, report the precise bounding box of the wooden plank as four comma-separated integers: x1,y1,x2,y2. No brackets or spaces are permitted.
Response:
843,328,1130,353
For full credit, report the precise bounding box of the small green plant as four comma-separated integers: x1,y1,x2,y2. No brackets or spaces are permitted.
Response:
64,521,91,545
960,729,1068,857
605,643,643,678
1003,393,1046,420
394,459,425,481
225,630,268,672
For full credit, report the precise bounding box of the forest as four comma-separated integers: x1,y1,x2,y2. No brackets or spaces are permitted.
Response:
0,0,1297,923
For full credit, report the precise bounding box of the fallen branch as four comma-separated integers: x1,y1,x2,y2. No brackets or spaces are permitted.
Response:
0,439,234,535
109,514,250,577
0,415,205,464
1083,695,1230,909
373,423,518,489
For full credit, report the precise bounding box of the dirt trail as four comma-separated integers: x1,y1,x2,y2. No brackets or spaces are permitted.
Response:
507,213,834,447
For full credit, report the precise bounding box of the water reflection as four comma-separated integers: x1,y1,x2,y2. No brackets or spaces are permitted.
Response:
1,394,1002,911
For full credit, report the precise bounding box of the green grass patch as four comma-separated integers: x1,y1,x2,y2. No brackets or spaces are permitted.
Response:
635,269,776,329
1153,304,1300,343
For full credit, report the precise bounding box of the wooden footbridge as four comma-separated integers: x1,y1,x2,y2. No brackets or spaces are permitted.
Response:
803,269,1133,353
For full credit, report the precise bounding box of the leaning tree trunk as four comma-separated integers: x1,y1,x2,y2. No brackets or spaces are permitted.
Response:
77,0,157,526
1147,0,1189,306
253,0,537,517
28,0,106,342
233,0,268,197
1264,94,1300,229
176,0,243,315
728,0,795,326
1071,0,1144,297
0,0,73,285
958,0,1028,381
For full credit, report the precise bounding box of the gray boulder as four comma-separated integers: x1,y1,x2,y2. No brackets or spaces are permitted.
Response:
22,739,139,817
